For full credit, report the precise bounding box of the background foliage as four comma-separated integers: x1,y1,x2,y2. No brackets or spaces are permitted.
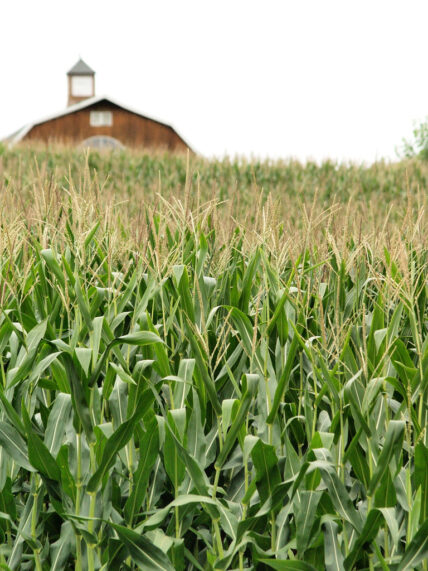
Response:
398,118,428,161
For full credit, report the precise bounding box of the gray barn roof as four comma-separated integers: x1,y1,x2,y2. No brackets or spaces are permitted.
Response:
67,58,95,76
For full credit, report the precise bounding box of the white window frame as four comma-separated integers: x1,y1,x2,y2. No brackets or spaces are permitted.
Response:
90,111,113,127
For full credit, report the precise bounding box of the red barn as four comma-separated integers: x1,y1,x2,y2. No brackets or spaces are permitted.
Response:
6,59,191,151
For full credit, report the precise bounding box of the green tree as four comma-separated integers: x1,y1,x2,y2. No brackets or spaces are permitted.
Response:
399,117,428,159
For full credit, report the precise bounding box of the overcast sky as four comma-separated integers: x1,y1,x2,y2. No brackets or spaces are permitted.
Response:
1,1,428,163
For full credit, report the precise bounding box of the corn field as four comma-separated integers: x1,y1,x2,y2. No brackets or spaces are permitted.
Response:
0,146,427,570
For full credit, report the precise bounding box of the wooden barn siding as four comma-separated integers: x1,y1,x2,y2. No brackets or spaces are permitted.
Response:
25,101,188,150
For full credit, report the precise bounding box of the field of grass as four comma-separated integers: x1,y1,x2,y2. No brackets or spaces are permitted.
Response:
0,145,427,570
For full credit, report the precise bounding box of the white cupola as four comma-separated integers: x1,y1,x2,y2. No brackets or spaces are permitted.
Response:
67,58,95,106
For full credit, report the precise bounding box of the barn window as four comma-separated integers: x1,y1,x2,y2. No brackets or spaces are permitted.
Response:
90,111,113,127
81,136,124,149
72,76,93,97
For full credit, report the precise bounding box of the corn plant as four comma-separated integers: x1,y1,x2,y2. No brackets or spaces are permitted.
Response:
0,149,427,570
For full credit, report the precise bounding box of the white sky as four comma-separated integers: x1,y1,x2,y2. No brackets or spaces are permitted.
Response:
1,0,428,163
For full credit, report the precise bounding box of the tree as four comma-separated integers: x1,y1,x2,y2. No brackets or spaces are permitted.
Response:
399,118,428,160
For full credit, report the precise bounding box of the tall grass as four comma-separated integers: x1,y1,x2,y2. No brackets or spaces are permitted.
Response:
0,146,427,570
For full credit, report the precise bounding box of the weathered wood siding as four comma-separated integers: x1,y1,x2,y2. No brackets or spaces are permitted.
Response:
24,100,189,151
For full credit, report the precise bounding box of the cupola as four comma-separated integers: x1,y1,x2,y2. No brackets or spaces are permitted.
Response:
67,58,95,106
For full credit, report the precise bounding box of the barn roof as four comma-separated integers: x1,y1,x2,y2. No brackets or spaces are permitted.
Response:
5,95,192,149
67,58,95,76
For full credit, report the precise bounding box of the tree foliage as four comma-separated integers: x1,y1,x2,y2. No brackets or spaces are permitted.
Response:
399,117,428,159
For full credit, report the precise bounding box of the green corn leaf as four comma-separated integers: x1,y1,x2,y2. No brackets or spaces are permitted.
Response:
267,333,299,424
163,409,186,489
6,320,48,390
0,479,16,522
74,273,93,332
344,508,385,570
90,315,104,366
259,561,318,570
44,394,72,457
408,487,422,544
215,374,258,469
109,362,137,385
367,420,405,497
27,431,61,481
309,460,363,533
344,431,370,489
88,330,164,388
266,286,289,338
251,438,281,506
125,416,159,524
50,358,71,393
172,358,195,410
29,350,61,384
390,338,418,386
61,351,94,442
56,445,76,502
238,249,260,313
343,371,371,437
116,330,165,346
0,384,26,437
83,221,100,249
109,523,174,571
114,268,139,315
74,347,93,378
87,389,154,492
0,421,35,472
41,249,66,289
20,403,61,482
187,389,207,466
378,507,400,549
323,519,345,571
164,420,219,520
141,494,220,530
227,306,271,376
415,442,428,524
173,265,195,323
374,467,397,508
106,537,129,570
7,491,36,569
186,327,222,416
50,521,73,571
294,490,322,554
396,518,428,571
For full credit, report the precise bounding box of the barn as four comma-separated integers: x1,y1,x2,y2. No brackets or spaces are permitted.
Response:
5,59,191,151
